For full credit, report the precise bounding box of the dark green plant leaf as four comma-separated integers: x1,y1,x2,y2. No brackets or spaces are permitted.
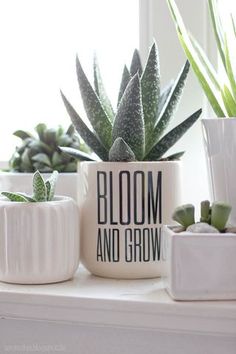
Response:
33,171,47,201
21,148,32,171
159,151,185,161
13,130,33,140
35,123,47,141
32,153,51,167
109,138,136,162
112,73,145,160
1,192,29,202
130,49,143,76
52,151,63,166
94,54,114,122
46,171,58,201
17,193,36,202
32,162,53,173
59,146,97,161
148,61,190,153
63,162,77,172
66,124,75,136
76,56,112,149
145,108,202,160
141,42,160,145
117,65,131,106
157,81,174,118
61,91,109,161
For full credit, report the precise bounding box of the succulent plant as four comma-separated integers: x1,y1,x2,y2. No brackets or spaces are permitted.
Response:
2,170,58,202
9,123,92,173
172,200,232,233
60,42,202,162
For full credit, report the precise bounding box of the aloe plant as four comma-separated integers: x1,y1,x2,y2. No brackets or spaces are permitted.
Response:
60,42,202,162
2,170,58,202
9,123,92,173
167,0,236,117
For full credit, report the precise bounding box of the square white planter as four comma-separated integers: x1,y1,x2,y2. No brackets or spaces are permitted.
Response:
162,225,236,300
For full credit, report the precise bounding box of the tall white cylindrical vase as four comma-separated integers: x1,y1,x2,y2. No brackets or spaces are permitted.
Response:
78,161,183,279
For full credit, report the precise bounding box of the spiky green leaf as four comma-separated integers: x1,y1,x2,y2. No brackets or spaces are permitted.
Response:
61,91,109,161
145,108,202,160
93,55,114,122
112,74,144,160
159,151,185,161
59,146,97,161
66,124,75,136
117,65,131,106
130,49,143,76
33,171,47,202
76,56,112,149
109,138,136,162
141,42,160,146
13,130,32,140
1,192,29,202
225,35,236,101
221,85,236,117
157,81,174,118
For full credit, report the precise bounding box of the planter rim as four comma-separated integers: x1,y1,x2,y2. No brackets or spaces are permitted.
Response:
79,161,182,166
164,225,236,238
0,172,78,176
0,195,74,206
201,117,236,121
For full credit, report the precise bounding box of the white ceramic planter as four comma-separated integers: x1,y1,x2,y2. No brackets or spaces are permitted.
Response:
162,225,236,300
78,161,183,279
202,118,236,224
0,196,79,284
0,172,78,201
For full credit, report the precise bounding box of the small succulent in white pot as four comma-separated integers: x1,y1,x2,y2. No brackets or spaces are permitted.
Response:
0,171,79,284
61,42,202,279
162,200,236,300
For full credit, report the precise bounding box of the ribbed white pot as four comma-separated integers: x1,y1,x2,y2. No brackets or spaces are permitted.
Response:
0,196,79,284
78,161,182,279
0,172,78,201
162,225,236,300
202,118,236,224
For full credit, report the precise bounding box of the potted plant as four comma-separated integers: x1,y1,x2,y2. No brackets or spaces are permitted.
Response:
0,171,79,284
0,123,92,200
167,0,236,224
162,200,236,300
61,42,202,279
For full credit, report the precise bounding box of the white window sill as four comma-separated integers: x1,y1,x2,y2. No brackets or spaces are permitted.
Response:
0,266,235,337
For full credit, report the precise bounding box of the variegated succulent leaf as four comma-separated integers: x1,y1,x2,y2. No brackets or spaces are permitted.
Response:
112,73,145,160
61,91,109,161
33,171,47,202
76,56,112,149
59,146,97,161
117,65,131,106
93,54,114,122
145,108,202,160
130,49,143,76
157,80,174,118
46,170,58,201
109,138,136,162
148,60,190,153
141,42,160,147
1,192,29,202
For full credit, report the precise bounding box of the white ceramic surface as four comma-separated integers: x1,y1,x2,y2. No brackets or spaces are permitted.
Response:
162,225,236,300
0,196,79,284
202,118,236,224
78,161,183,279
0,172,78,201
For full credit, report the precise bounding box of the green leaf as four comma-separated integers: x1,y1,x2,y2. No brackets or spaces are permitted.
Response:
13,130,33,140
167,0,226,117
63,162,77,172
112,73,145,160
61,91,109,161
46,171,58,201
93,54,114,122
117,65,131,106
32,153,51,167
225,35,236,101
59,146,97,161
231,14,236,38
35,123,47,141
221,85,236,117
141,42,160,147
21,148,32,171
32,162,53,173
1,192,29,202
33,171,47,202
148,61,190,153
76,56,112,149
52,151,63,167
145,108,202,160
130,49,143,76
109,138,136,162
159,151,185,161
66,124,75,136
17,193,36,202
157,81,174,118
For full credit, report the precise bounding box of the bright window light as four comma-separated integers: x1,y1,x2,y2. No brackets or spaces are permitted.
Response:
0,0,139,160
